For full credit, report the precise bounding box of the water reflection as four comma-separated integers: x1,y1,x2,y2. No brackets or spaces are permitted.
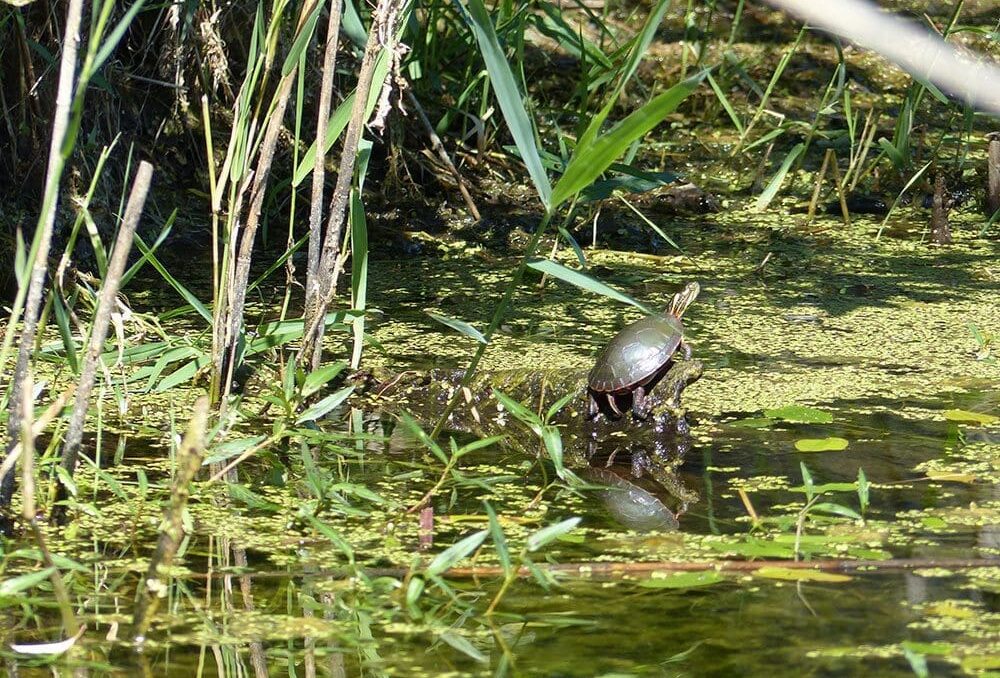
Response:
582,435,698,532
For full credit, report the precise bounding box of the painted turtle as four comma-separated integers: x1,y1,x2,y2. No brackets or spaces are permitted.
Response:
588,282,699,420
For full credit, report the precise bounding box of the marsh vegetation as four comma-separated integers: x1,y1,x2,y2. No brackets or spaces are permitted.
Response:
0,0,998,675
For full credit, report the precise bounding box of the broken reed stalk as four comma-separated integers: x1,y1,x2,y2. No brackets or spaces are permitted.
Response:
57,161,152,505
133,396,209,642
303,0,405,369
405,88,481,221
216,0,321,407
987,132,1000,215
20,371,80,637
806,148,832,223
0,0,86,508
304,0,346,317
827,150,851,226
930,171,952,245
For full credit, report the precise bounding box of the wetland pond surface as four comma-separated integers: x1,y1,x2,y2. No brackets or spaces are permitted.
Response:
6,212,1000,676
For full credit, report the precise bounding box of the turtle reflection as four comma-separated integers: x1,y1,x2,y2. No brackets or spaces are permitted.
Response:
582,437,699,532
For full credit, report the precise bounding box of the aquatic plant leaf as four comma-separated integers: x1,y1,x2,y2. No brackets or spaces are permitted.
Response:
0,567,56,596
788,481,857,494
484,502,512,575
902,647,931,678
399,412,447,463
526,259,652,313
707,71,745,134
961,655,1000,671
638,571,723,589
426,311,487,344
811,502,862,520
426,530,488,577
9,627,83,656
901,641,952,657
764,405,834,424
527,517,581,551
878,137,907,170
281,0,323,77
203,435,267,466
546,391,578,423
579,167,679,202
942,409,999,425
405,576,425,607
134,235,213,324
551,72,705,209
154,357,208,392
704,539,797,559
297,385,356,424
302,362,348,398
754,567,851,583
574,0,673,152
227,484,282,512
924,470,977,484
729,417,774,429
292,52,394,186
438,631,489,664
795,437,849,452
92,0,147,77
494,390,541,428
465,0,552,207
754,142,805,211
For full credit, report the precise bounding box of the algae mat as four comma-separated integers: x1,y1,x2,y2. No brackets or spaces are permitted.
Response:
365,208,1000,419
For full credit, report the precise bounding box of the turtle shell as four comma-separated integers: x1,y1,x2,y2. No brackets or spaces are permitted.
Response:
588,314,684,393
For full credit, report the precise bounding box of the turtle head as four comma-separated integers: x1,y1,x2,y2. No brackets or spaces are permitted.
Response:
667,282,700,317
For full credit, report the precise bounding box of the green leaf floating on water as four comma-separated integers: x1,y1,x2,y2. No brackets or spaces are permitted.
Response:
729,417,774,429
638,571,724,589
795,437,849,452
426,311,488,344
764,405,834,424
754,566,851,583
942,409,999,425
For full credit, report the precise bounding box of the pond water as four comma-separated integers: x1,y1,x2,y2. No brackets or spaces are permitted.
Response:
4,178,1000,676
8,386,996,677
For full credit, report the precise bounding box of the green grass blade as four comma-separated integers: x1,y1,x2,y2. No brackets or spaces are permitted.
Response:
292,51,392,186
427,312,488,344
465,0,551,208
91,0,147,75
526,259,653,314
281,0,323,77
51,292,79,373
134,234,212,324
551,72,705,209
707,71,744,134
576,0,673,151
754,142,804,211
426,530,488,577
484,502,512,576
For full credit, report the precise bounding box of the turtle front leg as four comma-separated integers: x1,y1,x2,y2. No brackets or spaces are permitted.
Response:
588,393,599,420
631,385,649,420
680,339,693,360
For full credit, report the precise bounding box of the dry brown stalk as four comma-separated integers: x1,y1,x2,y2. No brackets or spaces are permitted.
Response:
303,0,407,368
215,0,322,406
406,88,481,221
1,0,86,508
305,0,346,317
